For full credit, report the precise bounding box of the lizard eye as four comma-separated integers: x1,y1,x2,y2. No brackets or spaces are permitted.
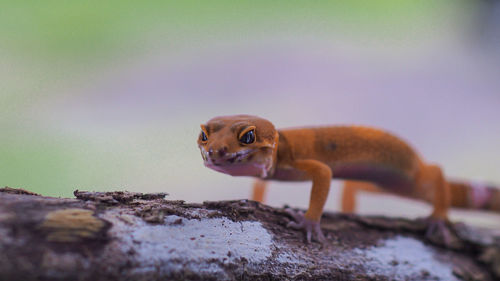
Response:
199,125,209,143
239,127,255,145
200,131,208,142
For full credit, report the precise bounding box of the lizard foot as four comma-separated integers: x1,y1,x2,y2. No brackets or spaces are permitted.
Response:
285,208,326,244
424,217,456,248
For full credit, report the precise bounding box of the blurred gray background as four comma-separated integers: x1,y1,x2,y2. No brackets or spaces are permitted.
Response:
1,1,499,227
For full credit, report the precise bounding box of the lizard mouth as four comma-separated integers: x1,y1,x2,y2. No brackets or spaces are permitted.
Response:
203,149,270,177
204,161,268,177
224,149,256,164
205,149,256,166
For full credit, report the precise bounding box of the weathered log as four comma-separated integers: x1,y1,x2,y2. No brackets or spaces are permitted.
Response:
0,187,499,281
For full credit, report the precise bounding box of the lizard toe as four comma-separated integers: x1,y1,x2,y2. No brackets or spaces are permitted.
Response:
284,208,304,222
314,222,326,243
287,220,303,230
285,208,326,244
424,217,459,248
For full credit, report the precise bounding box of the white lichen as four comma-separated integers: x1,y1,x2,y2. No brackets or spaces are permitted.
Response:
101,210,273,277
355,235,459,280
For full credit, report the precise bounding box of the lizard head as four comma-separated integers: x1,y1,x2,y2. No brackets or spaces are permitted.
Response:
197,115,279,178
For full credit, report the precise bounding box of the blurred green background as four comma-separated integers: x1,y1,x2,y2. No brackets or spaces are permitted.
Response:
1,1,499,226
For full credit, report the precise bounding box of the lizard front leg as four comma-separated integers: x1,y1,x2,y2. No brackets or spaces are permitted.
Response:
251,179,267,203
286,159,332,243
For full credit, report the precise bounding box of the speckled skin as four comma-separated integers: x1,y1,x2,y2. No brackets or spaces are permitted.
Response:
198,115,498,242
269,126,449,222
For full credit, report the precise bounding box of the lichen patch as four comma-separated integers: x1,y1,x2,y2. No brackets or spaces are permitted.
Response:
102,211,273,276
355,236,460,280
40,208,107,242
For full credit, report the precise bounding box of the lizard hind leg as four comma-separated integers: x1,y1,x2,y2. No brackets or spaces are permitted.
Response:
419,164,451,220
341,180,382,213
417,164,455,246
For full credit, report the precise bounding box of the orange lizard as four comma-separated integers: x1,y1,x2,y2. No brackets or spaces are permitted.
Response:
197,115,500,243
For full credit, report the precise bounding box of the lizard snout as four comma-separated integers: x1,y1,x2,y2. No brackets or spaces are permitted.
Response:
208,146,227,157
206,146,230,165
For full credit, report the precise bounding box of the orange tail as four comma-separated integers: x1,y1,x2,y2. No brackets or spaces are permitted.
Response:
448,180,500,212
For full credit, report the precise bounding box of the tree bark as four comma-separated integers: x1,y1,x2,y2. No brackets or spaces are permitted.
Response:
0,187,499,281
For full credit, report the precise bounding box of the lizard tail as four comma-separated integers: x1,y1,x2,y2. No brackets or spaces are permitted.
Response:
448,180,500,212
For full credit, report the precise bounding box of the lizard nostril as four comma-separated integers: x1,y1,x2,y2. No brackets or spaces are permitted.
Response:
218,147,227,157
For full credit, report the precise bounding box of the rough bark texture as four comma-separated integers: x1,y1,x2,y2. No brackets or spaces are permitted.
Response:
0,187,499,281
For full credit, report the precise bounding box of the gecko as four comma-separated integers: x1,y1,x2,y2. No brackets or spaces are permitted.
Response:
197,115,500,243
